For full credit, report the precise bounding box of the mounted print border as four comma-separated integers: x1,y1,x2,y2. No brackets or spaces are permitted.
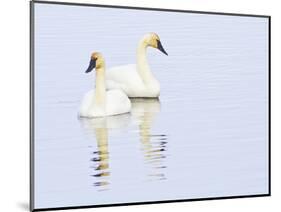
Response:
30,0,271,211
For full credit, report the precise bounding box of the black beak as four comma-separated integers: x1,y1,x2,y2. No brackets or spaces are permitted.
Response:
156,39,168,55
85,58,96,73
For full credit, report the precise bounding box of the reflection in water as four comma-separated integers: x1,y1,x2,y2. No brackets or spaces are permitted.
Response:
79,114,130,191
131,98,168,181
79,98,167,189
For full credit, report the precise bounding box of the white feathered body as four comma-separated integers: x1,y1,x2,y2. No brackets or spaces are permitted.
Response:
106,64,160,98
79,89,131,118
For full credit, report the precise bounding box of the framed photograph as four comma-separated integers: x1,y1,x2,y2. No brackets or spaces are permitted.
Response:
30,1,271,211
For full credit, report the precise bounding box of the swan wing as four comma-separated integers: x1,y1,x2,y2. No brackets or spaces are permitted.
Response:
106,64,144,94
106,89,131,116
79,90,95,117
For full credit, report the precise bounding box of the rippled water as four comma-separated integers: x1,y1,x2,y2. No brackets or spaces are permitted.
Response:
81,99,167,190
34,3,269,209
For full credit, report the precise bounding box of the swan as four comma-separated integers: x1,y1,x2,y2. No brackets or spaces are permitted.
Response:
106,32,168,98
79,52,131,118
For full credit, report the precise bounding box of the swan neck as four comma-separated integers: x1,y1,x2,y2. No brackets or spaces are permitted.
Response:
94,67,106,107
137,40,155,83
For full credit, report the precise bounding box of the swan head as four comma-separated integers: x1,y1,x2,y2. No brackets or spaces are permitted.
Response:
85,52,105,73
143,32,168,56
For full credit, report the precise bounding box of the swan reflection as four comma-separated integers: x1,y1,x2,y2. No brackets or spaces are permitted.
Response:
80,98,167,188
79,114,130,190
131,98,168,181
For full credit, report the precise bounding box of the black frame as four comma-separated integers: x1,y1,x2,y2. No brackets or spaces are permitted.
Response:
30,0,271,211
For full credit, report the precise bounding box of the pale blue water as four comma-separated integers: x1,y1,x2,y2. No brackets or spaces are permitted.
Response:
34,3,269,209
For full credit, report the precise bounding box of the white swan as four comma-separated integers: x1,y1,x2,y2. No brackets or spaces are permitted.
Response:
106,33,168,98
79,52,131,118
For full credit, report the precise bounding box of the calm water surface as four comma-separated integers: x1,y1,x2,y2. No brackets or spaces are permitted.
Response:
34,3,269,209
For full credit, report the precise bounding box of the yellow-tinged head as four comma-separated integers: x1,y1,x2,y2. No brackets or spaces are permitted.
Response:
143,32,168,55
85,52,105,73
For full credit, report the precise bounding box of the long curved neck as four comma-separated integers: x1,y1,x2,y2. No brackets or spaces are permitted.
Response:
94,67,106,107
137,39,155,83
